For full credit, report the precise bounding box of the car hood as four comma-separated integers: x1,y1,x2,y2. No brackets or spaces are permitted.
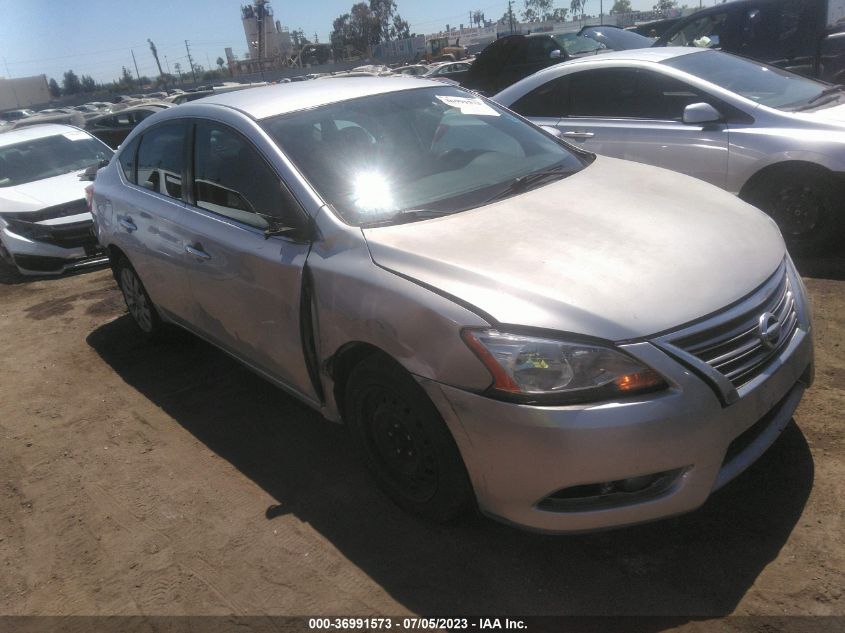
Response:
797,102,845,125
363,156,785,341
0,170,89,214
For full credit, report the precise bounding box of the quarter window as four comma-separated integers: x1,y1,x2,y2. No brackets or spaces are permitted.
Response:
136,122,186,200
118,137,139,184
192,122,292,229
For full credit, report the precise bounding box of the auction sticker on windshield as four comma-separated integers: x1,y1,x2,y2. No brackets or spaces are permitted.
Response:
436,95,499,116
63,130,91,141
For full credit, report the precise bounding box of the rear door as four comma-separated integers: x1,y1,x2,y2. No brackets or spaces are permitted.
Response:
177,119,317,399
109,121,194,319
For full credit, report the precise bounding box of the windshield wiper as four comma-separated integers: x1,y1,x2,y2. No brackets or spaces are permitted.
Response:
360,208,455,228
481,165,571,206
793,85,844,111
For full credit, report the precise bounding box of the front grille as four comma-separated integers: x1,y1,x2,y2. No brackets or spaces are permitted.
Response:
39,220,97,249
665,264,799,389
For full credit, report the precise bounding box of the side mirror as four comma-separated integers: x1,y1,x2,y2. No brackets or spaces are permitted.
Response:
550,49,562,59
540,125,563,138
682,102,723,125
79,163,99,182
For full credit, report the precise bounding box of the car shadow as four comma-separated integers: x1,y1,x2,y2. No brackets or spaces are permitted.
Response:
793,253,845,281
87,316,814,625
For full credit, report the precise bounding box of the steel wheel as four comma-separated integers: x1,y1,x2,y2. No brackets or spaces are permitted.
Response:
345,353,473,522
744,166,843,256
362,386,439,503
767,184,824,239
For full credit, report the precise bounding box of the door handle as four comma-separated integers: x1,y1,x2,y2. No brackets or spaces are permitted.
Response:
185,244,211,261
561,131,595,139
119,217,137,232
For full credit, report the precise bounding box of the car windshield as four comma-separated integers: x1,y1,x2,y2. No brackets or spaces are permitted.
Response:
0,132,112,188
553,33,605,55
662,50,833,110
262,86,586,227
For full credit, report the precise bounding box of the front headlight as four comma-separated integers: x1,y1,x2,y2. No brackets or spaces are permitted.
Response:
461,329,667,404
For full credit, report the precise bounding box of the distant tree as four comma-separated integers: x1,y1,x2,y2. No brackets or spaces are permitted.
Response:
370,0,397,42
173,62,183,83
62,70,82,95
80,74,97,93
610,0,632,12
522,0,553,22
330,13,351,59
216,56,225,71
349,2,379,52
653,0,677,14
571,0,586,19
548,7,568,20
121,66,134,85
48,78,61,98
390,14,410,39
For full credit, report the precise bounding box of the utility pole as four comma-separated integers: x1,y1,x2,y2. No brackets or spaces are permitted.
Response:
185,40,197,84
148,39,167,90
600,0,603,24
131,49,142,90
507,0,515,33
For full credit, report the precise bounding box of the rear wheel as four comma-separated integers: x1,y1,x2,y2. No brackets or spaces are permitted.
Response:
744,167,843,256
344,353,473,522
115,257,164,338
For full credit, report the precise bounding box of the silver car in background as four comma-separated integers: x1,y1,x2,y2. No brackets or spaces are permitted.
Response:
494,47,845,254
91,79,813,533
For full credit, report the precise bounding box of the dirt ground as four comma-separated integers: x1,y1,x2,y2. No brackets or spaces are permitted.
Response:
0,255,843,629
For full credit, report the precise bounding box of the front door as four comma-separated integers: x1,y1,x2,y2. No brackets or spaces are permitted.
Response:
556,67,729,189
179,120,317,401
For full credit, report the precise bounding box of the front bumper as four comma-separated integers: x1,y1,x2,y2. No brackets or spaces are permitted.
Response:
419,298,814,534
0,222,107,276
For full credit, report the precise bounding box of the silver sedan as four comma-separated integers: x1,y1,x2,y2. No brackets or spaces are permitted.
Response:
90,78,813,533
494,47,845,254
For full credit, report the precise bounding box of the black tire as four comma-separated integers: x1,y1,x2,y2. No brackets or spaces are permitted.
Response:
743,166,844,257
344,353,474,522
115,257,165,338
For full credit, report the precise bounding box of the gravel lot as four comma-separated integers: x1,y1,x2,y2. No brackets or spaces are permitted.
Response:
0,256,843,627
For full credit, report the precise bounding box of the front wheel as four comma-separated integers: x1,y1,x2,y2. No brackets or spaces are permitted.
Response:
744,167,843,256
344,354,474,522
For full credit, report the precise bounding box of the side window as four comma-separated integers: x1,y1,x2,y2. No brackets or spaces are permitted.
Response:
511,76,569,118
118,136,139,184
667,11,737,49
193,122,294,230
569,69,703,120
526,37,555,63
136,122,186,200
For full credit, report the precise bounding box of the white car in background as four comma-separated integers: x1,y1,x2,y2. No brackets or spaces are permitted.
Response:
0,124,113,275
494,47,845,254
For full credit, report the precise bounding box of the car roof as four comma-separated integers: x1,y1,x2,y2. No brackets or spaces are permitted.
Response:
0,123,84,147
192,76,441,120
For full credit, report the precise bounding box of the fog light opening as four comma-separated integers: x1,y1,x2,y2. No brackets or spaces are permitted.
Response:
537,467,686,513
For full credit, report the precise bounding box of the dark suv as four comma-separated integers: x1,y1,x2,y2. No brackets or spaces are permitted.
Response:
461,33,605,95
655,0,845,83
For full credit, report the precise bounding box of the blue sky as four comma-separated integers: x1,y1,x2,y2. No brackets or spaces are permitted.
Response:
0,0,665,84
